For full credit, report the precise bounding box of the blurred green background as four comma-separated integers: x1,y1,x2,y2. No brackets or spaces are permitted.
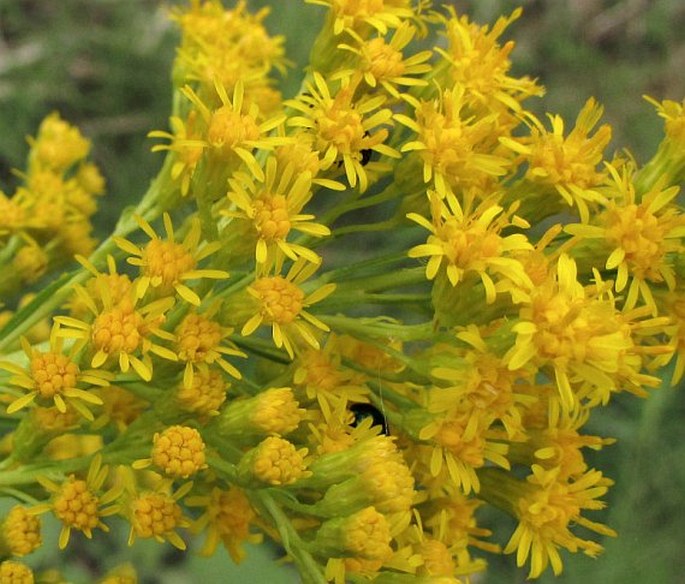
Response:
1,0,684,582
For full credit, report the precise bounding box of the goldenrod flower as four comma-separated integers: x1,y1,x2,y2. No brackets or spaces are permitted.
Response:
174,311,246,388
32,454,121,549
0,335,110,420
566,162,685,314
175,366,228,416
287,73,400,191
335,23,432,98
224,156,330,267
314,506,393,561
145,425,208,479
241,259,336,358
0,560,34,584
408,192,533,303
439,8,543,114
127,482,193,550
182,80,289,181
98,563,138,584
0,506,42,557
503,98,611,222
210,387,305,440
505,254,669,410
27,111,90,172
115,213,228,306
54,282,177,382
187,486,262,561
238,436,311,486
397,86,514,197
308,0,416,36
481,465,616,579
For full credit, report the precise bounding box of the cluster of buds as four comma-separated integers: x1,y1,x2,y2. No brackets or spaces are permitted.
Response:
0,1,684,583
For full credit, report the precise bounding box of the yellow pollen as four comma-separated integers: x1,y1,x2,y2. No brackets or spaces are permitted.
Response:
152,425,207,479
132,493,183,539
207,107,260,153
53,477,100,532
253,195,291,240
30,352,79,399
91,302,145,355
252,276,304,325
142,239,196,286
440,220,502,267
176,314,222,363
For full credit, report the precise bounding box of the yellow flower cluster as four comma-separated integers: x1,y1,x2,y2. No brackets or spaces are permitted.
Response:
0,1,683,582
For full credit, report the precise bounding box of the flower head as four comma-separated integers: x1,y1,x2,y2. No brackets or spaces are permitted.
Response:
0,506,42,557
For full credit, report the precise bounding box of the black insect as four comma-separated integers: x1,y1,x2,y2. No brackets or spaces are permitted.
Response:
349,402,389,435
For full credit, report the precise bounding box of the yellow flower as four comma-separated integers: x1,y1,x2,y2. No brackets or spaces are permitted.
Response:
287,73,400,192
32,454,122,549
27,111,90,172
54,281,177,382
0,560,34,584
187,486,262,561
566,162,685,314
439,8,543,114
114,213,228,306
238,436,311,486
182,79,289,181
175,366,228,417
0,506,42,557
482,465,616,579
174,311,246,388
503,98,612,222
126,481,193,550
408,191,532,303
397,85,514,198
224,156,331,267
335,23,432,98
0,334,110,420
505,254,669,410
148,425,208,479
307,0,417,36
241,259,336,358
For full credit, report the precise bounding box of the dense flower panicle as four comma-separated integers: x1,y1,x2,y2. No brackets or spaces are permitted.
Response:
1,1,683,582
172,0,286,102
0,506,42,557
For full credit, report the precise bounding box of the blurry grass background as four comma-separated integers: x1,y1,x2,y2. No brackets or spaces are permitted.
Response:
1,0,684,582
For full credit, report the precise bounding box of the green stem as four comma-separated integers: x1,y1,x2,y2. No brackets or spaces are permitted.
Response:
320,315,434,342
255,490,327,584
